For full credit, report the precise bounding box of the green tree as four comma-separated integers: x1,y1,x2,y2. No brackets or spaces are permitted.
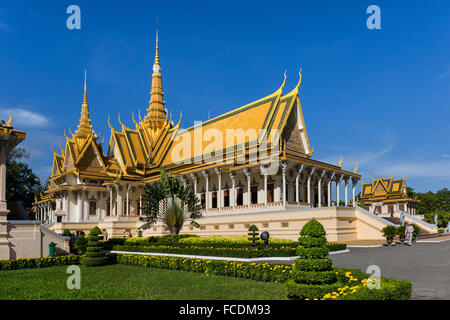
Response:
6,148,43,210
409,188,450,215
139,169,202,235
73,234,88,254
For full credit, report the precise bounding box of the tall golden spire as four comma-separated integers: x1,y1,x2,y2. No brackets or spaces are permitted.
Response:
75,70,94,139
144,29,167,129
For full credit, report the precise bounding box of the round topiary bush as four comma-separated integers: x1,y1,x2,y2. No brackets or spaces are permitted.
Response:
81,226,108,267
284,218,339,299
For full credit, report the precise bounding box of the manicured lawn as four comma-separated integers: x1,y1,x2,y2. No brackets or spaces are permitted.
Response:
0,264,287,300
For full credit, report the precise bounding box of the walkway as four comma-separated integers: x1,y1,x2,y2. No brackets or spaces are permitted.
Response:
331,241,450,299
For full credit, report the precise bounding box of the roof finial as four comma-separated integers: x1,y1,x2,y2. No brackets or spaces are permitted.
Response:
75,69,94,138
153,28,161,72
144,26,167,130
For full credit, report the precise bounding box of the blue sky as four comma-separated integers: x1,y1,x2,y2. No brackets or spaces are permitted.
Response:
0,0,449,193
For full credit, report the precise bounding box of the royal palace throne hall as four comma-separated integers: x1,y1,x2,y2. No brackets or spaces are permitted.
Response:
33,34,395,241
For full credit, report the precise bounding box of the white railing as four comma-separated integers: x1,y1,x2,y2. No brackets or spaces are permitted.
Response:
200,201,310,216
103,215,141,222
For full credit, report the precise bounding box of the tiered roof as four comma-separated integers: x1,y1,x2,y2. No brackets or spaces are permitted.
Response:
43,32,360,197
360,177,418,204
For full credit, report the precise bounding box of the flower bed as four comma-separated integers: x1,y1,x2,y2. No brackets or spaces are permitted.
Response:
116,253,411,300
320,270,412,300
178,235,294,245
0,255,81,271
116,253,293,282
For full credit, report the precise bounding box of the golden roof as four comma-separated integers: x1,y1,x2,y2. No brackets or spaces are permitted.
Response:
45,33,361,192
360,177,417,203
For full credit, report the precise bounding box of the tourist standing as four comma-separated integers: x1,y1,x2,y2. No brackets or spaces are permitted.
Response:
405,223,414,246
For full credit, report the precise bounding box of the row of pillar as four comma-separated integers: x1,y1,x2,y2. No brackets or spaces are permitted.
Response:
183,163,359,210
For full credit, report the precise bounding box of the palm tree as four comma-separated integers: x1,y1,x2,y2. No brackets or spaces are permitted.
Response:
139,169,202,235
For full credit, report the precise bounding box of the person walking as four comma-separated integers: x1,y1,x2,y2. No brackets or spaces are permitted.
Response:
405,223,414,246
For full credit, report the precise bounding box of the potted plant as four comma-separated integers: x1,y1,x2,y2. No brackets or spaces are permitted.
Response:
382,225,397,245
396,225,406,244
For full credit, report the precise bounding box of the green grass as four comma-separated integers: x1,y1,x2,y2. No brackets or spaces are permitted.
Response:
0,264,287,300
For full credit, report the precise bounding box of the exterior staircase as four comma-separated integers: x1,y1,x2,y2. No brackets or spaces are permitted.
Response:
380,212,437,236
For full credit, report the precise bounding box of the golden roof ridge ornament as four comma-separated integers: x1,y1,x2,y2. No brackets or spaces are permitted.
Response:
353,162,358,173
276,70,287,94
296,68,302,89
132,112,139,128
307,146,314,158
144,28,167,130
75,70,94,139
338,156,343,168
6,113,12,127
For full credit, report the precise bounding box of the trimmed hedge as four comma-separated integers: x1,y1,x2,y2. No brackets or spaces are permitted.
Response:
0,255,81,271
116,253,293,282
294,258,333,271
291,269,337,285
284,280,341,300
296,247,330,259
112,244,297,258
81,227,108,267
287,219,338,296
179,235,294,245
111,242,346,258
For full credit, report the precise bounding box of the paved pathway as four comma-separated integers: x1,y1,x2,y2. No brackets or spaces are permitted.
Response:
330,241,450,300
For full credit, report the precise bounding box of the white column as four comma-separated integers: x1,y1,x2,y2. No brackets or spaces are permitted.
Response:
190,173,198,196
281,162,287,207
0,144,6,211
229,172,236,207
295,164,304,203
108,186,113,216
336,175,343,207
352,178,358,207
327,172,335,207
76,191,83,222
344,178,349,206
307,167,315,207
215,168,222,208
202,170,209,210
83,191,89,221
139,186,143,215
260,165,267,207
63,192,69,221
318,170,325,208
126,184,131,216
243,168,250,208
116,184,122,216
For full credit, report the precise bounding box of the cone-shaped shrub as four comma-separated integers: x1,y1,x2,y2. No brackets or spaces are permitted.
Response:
248,225,259,247
81,226,108,267
285,218,339,299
